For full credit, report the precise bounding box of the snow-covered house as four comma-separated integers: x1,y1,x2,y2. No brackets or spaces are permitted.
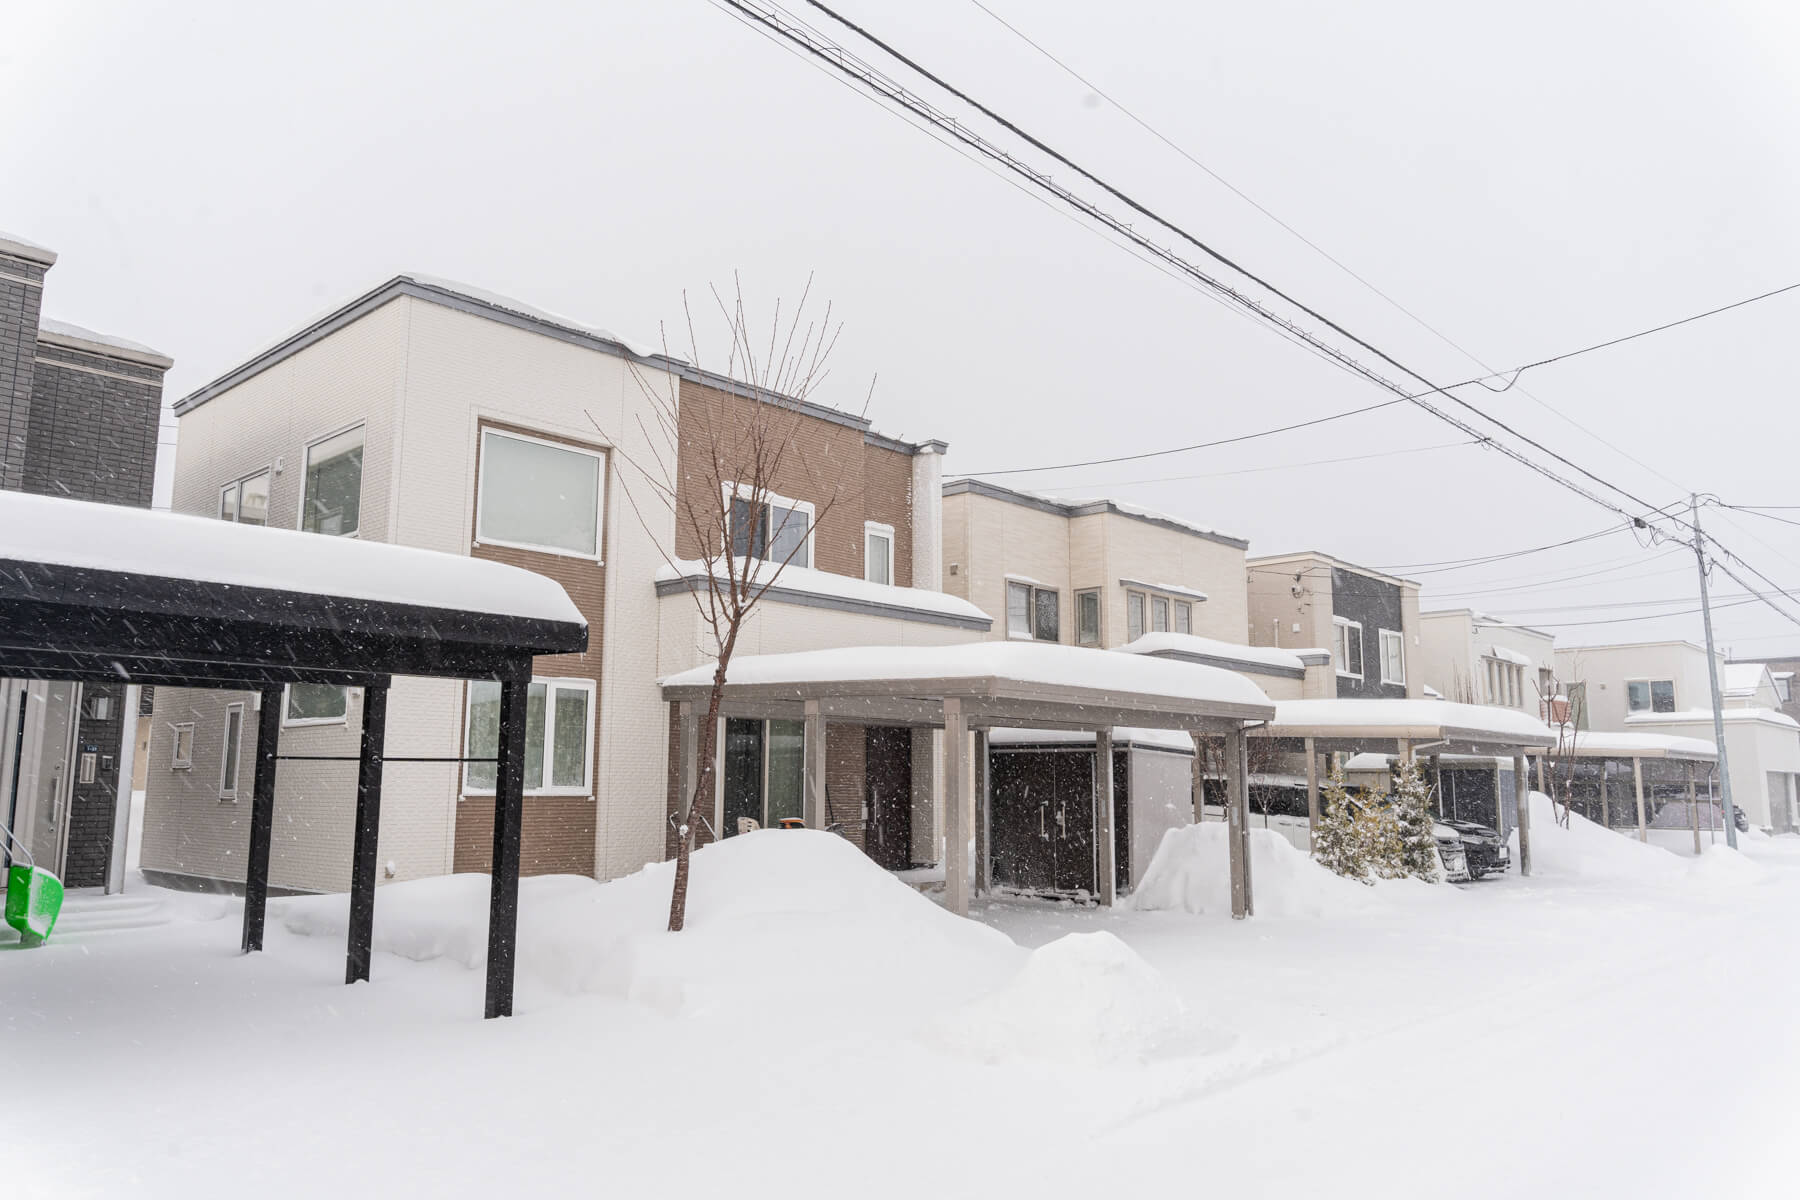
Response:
1,229,173,894
1415,609,1556,713
143,275,981,896
1554,642,1800,833
1246,550,1422,700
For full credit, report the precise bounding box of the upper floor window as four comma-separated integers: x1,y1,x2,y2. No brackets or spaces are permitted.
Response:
1567,682,1590,730
864,522,894,586
1334,618,1363,679
1174,602,1193,635
1379,629,1405,685
286,684,349,726
1151,596,1171,634
1007,581,1059,641
302,425,364,536
1627,679,1676,714
463,677,595,796
728,486,812,569
1076,589,1101,646
220,702,245,801
170,722,194,770
1127,591,1147,642
477,429,603,558
1485,658,1524,707
219,470,271,526
1777,676,1792,704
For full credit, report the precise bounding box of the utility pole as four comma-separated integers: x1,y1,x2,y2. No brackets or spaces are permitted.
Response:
1692,495,1739,849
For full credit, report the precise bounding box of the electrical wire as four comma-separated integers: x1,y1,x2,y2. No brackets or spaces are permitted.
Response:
1382,524,1631,575
1024,438,1474,491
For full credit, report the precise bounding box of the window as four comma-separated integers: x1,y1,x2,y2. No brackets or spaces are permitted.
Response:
864,522,894,586
722,717,806,834
219,470,271,526
284,684,349,726
1127,591,1147,642
1006,581,1059,641
1152,596,1170,634
727,486,812,569
1627,679,1675,714
301,426,364,536
1568,682,1589,730
1485,658,1525,708
1076,589,1101,646
170,723,194,770
1334,618,1363,678
463,677,595,795
1777,676,1792,704
220,703,244,800
476,429,604,558
1174,602,1192,635
1379,629,1405,685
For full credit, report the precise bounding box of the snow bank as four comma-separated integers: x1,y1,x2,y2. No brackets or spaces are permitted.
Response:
280,831,1018,1022
1514,791,1683,882
933,931,1211,1066
1689,844,1768,886
1128,822,1417,917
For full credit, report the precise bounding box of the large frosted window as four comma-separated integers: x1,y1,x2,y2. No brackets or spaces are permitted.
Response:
286,684,348,724
302,427,363,536
478,430,603,557
464,678,594,794
766,719,806,826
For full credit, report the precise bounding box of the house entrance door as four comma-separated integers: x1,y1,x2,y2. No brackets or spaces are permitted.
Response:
0,681,80,873
864,726,912,869
989,749,1099,895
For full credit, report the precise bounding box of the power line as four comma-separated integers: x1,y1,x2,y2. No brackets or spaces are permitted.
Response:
1716,505,1800,531
1488,589,1769,615
1426,553,1692,600
1526,596,1762,629
1382,523,1629,574
1028,438,1474,490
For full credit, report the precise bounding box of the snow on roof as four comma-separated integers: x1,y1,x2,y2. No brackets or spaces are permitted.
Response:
0,229,57,265
1627,707,1800,732
661,641,1276,713
1422,683,1444,699
1483,644,1533,667
1267,698,1554,744
0,491,584,626
988,726,1195,752
1721,663,1769,696
36,317,173,369
1117,632,1326,675
944,479,1247,547
402,273,662,359
1557,730,1718,759
655,558,990,625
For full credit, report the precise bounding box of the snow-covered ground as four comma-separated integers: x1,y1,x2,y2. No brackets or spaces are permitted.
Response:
5,796,1798,1199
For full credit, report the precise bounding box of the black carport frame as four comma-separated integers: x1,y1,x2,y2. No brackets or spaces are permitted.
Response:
0,551,586,1018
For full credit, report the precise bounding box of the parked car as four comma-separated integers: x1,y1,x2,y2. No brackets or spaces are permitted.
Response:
1437,818,1510,880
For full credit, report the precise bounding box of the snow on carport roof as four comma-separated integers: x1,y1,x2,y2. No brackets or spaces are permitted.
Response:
0,491,583,627
1558,730,1717,760
661,641,1275,717
1261,698,1555,747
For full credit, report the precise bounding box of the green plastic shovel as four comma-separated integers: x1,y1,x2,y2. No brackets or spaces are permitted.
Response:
2,821,63,945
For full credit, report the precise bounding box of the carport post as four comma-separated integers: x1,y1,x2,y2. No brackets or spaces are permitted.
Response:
1632,756,1648,843
803,700,826,829
942,698,971,916
1189,731,1206,823
241,685,284,954
1600,762,1610,830
346,681,390,985
1513,753,1532,878
975,729,991,896
1687,764,1701,855
1227,726,1252,919
484,673,530,1019
1094,728,1116,906
1304,736,1320,850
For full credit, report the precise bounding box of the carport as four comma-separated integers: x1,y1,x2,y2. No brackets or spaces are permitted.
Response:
1250,699,1556,875
661,642,1276,916
0,491,586,1017
1531,730,1718,851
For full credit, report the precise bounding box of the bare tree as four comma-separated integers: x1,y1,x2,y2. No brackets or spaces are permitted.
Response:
1534,662,1583,828
592,276,863,932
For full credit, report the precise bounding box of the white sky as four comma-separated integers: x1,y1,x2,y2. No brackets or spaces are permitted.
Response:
7,0,1799,657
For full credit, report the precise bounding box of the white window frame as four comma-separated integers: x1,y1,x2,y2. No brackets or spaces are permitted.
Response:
1126,590,1147,643
1379,629,1405,686
1075,588,1101,646
1626,677,1676,715
170,722,194,770
219,702,245,801
723,482,815,569
1005,578,1059,642
297,422,366,538
1334,618,1364,679
218,466,272,524
1151,595,1170,634
474,428,606,561
283,684,351,728
1174,601,1192,635
461,676,598,798
863,521,895,586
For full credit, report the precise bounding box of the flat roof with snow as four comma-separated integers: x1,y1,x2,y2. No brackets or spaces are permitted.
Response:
1117,631,1328,680
1254,698,1555,751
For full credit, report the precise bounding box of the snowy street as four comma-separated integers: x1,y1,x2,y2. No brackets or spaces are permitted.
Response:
6,803,1795,1200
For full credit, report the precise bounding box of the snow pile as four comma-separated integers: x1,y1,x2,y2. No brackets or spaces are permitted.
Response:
1689,844,1768,886
933,931,1209,1066
1513,792,1683,882
1129,822,1408,917
281,830,1018,1022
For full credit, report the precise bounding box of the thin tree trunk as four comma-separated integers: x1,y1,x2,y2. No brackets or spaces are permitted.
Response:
668,634,736,932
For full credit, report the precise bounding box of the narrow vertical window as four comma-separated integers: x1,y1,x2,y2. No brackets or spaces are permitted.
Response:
1174,602,1192,635
1076,589,1101,646
864,523,894,586
220,703,244,799
1127,591,1147,642
302,426,364,536
1151,596,1170,633
1007,581,1032,638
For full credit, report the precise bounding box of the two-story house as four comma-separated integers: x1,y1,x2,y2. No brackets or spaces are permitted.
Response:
1246,550,1422,700
1,230,172,894
142,275,982,897
938,479,1332,896
1416,610,1556,712
1554,641,1800,833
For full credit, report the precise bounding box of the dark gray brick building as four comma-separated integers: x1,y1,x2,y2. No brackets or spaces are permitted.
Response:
2,230,172,889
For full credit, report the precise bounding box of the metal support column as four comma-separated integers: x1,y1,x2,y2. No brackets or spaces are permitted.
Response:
942,698,970,916
484,673,529,1019
803,699,826,829
1304,736,1320,850
1094,728,1116,907
974,728,991,896
1600,762,1610,830
1687,763,1701,856
1227,726,1251,919
241,686,284,954
1190,731,1207,823
346,681,389,985
1632,756,1648,843
1513,753,1532,878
